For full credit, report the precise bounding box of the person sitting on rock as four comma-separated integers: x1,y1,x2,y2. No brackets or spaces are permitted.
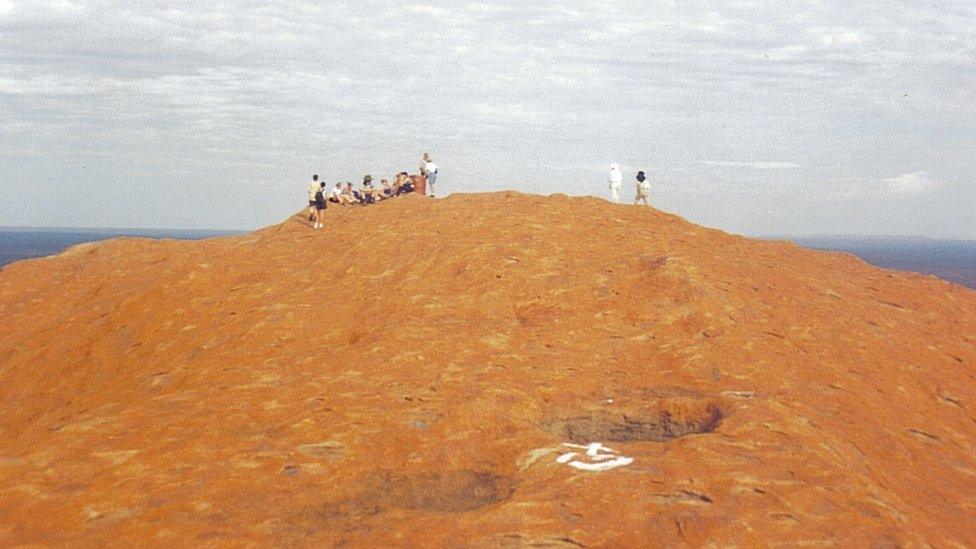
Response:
353,182,367,204
380,178,393,198
360,175,378,204
398,172,411,193
329,182,343,204
396,172,414,195
340,182,360,205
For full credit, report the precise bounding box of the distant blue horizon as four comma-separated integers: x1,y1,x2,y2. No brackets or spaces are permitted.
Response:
0,228,241,270
3,225,975,244
0,225,249,235
2,227,974,290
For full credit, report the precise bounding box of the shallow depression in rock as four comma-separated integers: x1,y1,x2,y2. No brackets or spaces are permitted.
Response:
365,470,516,513
545,402,724,443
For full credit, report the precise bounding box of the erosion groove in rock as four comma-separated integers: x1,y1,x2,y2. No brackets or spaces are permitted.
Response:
1,192,975,546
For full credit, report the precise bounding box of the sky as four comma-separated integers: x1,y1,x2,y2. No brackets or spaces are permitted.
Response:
0,1,974,237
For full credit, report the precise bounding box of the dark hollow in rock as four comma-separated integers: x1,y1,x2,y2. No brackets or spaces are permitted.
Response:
365,470,515,513
545,403,723,443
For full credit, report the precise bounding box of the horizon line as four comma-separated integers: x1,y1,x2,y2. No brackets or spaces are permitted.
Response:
2,225,975,243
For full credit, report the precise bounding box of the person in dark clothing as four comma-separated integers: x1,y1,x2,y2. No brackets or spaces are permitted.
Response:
312,181,327,229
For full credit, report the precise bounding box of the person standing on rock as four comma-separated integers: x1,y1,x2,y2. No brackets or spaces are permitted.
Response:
313,181,327,229
634,170,651,206
608,163,622,203
307,174,320,222
420,152,439,198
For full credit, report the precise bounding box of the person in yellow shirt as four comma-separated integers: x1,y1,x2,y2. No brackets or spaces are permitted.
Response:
307,174,320,222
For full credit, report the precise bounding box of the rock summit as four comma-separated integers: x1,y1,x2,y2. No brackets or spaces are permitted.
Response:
1,192,974,545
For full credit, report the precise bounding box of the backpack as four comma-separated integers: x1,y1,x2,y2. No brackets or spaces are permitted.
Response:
314,190,324,202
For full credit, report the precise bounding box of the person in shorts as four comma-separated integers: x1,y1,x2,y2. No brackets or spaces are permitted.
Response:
313,181,327,229
307,174,320,222
420,153,439,197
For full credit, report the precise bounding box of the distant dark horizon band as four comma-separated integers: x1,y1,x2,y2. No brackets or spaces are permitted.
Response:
2,229,974,290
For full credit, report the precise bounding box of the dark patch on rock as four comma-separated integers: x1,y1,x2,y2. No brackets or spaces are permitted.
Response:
544,402,723,443
362,469,515,513
281,464,300,476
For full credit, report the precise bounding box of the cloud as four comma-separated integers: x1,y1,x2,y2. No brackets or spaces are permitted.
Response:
881,171,942,194
814,27,866,46
406,4,447,18
0,1,974,237
703,161,801,170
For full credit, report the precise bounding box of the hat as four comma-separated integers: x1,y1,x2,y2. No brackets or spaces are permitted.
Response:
363,174,373,183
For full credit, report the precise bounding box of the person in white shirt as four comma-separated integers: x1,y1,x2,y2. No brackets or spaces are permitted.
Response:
608,163,622,203
329,182,343,204
420,152,439,198
634,170,651,206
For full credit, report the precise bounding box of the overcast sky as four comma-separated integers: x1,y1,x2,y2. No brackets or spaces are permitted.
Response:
1,1,974,237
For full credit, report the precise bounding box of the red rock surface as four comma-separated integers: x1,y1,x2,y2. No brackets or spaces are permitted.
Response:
1,192,975,546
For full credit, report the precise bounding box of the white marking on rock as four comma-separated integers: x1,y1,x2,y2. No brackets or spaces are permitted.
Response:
566,456,634,471
556,452,577,464
556,442,633,471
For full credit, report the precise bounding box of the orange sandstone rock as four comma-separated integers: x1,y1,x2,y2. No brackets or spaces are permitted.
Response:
0,192,974,546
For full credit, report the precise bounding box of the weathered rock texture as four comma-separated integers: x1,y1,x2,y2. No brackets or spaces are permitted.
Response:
1,192,975,546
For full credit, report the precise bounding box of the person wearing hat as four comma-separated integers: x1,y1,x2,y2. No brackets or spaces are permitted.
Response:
634,170,651,206
361,174,379,204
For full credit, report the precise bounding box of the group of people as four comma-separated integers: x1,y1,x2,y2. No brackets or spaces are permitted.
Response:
305,156,654,230
305,153,439,229
607,163,652,206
